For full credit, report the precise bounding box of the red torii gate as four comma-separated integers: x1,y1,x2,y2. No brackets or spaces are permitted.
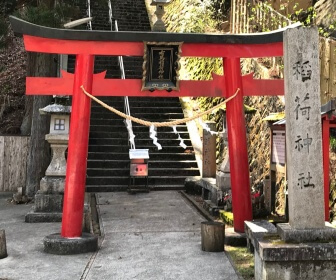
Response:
10,17,286,239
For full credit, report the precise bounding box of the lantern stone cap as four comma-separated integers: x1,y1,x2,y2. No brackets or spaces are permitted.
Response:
39,104,71,115
151,0,171,5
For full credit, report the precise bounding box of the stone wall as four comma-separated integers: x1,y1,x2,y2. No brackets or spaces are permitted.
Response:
245,95,284,186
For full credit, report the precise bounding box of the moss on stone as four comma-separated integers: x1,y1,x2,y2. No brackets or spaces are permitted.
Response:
220,210,234,226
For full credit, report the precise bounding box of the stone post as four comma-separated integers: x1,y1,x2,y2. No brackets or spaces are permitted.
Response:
202,121,217,178
277,26,336,242
276,26,336,243
0,229,7,259
283,26,325,230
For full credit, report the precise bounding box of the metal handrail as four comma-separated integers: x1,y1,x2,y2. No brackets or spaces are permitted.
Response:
87,0,92,30
108,1,135,149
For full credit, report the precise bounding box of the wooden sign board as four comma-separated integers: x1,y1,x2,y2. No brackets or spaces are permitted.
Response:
142,42,182,91
272,130,286,165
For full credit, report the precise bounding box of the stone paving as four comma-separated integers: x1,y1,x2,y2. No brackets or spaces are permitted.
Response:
0,191,239,280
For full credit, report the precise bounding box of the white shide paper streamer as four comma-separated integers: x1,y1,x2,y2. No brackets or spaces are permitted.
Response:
150,125,162,150
172,125,187,149
125,119,135,148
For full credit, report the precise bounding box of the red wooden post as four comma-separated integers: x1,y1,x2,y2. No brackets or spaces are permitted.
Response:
223,57,253,232
322,118,330,221
61,54,94,237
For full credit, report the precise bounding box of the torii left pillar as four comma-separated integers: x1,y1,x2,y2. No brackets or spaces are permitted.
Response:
44,54,98,254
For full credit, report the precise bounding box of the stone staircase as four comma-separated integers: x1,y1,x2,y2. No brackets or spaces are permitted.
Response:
67,0,200,192
86,96,200,192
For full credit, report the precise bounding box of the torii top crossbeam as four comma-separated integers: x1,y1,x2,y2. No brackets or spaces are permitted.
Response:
10,16,294,238
10,16,288,98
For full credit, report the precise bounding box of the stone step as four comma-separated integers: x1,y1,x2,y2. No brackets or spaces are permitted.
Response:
89,118,183,125
87,167,199,177
86,184,185,192
87,159,198,168
86,176,188,186
88,145,194,153
87,152,196,161
91,97,181,105
89,131,190,139
91,106,183,114
90,112,185,120
89,125,188,133
89,138,192,146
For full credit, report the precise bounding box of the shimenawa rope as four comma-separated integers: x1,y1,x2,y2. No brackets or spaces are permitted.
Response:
81,86,240,127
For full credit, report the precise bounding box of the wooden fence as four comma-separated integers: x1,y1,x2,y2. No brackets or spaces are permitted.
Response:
0,136,30,192
230,0,292,34
320,37,336,105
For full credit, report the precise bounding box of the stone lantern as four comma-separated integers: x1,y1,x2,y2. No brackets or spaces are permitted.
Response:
25,103,71,223
151,0,172,32
41,104,70,182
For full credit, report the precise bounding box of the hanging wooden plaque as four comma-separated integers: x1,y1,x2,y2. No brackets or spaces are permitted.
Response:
142,42,182,91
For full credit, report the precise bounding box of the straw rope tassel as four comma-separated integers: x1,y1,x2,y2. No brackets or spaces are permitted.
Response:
81,86,240,127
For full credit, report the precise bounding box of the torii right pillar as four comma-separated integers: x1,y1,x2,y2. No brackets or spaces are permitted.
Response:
224,57,253,233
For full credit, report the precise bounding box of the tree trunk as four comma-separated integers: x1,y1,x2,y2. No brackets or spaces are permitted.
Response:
24,52,56,197
20,95,33,135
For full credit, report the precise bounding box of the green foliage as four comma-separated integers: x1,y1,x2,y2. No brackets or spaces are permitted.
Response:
220,210,233,226
165,0,217,33
208,0,231,23
19,4,60,27
18,1,80,28
0,1,80,48
0,0,17,16
291,6,317,26
318,21,336,38
0,0,18,48
330,136,336,153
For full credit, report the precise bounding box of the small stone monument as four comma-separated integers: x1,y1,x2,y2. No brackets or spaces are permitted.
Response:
202,121,216,178
25,103,71,222
252,26,336,280
216,109,231,190
216,155,230,190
